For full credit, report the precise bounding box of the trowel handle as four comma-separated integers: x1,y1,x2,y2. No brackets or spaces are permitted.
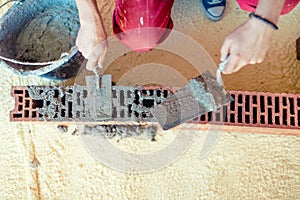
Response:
216,56,230,86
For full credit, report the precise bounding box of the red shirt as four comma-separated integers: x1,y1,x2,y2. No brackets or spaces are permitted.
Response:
113,0,174,52
236,0,299,15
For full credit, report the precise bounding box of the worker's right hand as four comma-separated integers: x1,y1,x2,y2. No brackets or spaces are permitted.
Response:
76,23,108,71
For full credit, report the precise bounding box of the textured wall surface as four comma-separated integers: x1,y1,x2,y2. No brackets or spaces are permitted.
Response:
0,0,299,199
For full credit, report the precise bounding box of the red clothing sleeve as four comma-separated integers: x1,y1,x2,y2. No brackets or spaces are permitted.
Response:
236,0,299,15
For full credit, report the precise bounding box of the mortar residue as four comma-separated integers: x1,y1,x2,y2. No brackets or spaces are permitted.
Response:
15,5,79,64
82,124,158,141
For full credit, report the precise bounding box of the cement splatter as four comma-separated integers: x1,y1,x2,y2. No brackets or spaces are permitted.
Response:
82,124,158,141
15,5,79,64
57,125,68,133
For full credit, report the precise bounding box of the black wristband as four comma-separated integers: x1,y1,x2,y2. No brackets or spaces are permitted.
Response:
249,12,279,30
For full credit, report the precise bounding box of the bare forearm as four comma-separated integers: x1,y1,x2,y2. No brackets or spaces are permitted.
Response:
75,0,106,37
255,0,285,24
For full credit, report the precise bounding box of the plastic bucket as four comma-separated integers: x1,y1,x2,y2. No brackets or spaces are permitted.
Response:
0,0,84,80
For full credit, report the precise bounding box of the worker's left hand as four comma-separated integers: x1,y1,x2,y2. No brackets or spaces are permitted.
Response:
220,18,274,74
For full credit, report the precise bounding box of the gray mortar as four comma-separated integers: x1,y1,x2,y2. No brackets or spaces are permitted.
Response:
27,86,73,121
15,5,79,64
82,124,158,141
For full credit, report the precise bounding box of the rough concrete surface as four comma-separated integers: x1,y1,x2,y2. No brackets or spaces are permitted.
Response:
16,5,79,63
0,1,300,199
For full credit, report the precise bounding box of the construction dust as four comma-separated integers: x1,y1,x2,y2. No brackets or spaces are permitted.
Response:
15,5,79,63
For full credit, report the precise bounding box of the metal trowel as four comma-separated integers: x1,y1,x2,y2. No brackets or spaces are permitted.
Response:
150,58,232,130
85,66,112,121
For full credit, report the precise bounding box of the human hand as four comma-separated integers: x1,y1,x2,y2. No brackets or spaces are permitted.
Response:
76,23,107,71
220,18,275,74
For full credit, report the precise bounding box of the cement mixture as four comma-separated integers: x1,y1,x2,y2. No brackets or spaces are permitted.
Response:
15,6,79,63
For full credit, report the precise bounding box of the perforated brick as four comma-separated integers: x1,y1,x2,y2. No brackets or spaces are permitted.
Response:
10,86,300,130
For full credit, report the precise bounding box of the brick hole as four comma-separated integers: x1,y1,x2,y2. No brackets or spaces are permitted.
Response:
253,107,257,124
120,110,125,118
142,90,147,95
18,105,23,111
289,98,295,114
134,111,139,118
25,90,29,97
297,98,300,107
112,107,117,118
127,90,132,98
133,90,140,105
149,90,154,96
32,100,43,108
245,95,250,112
14,90,23,94
268,108,273,125
53,113,58,119
290,117,295,126
18,96,23,102
68,102,73,118
54,90,59,98
142,113,147,118
260,115,265,124
238,94,243,104
230,101,235,111
275,116,280,125
142,99,154,108
200,114,206,121
61,109,65,117
230,114,235,123
163,90,168,98
275,97,279,113
25,100,30,107
260,96,265,112
215,112,220,121
61,96,66,106
67,88,73,93
13,113,22,118
32,111,37,118
24,110,29,118
267,96,272,105
112,89,117,98
120,90,125,106
282,97,287,106
282,109,287,125
83,90,88,98
207,112,212,121
223,105,228,122
237,106,243,123
156,90,161,97
252,95,257,104
128,104,132,117
245,115,250,124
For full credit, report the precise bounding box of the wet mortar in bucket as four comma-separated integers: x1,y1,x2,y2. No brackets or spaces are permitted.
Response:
15,5,79,66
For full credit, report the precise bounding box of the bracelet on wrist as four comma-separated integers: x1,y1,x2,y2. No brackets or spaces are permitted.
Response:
249,12,279,30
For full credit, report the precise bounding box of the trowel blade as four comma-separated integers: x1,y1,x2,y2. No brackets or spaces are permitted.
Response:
85,74,112,121
150,71,232,130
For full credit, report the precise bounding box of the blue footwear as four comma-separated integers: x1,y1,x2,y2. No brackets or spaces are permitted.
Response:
201,0,226,21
